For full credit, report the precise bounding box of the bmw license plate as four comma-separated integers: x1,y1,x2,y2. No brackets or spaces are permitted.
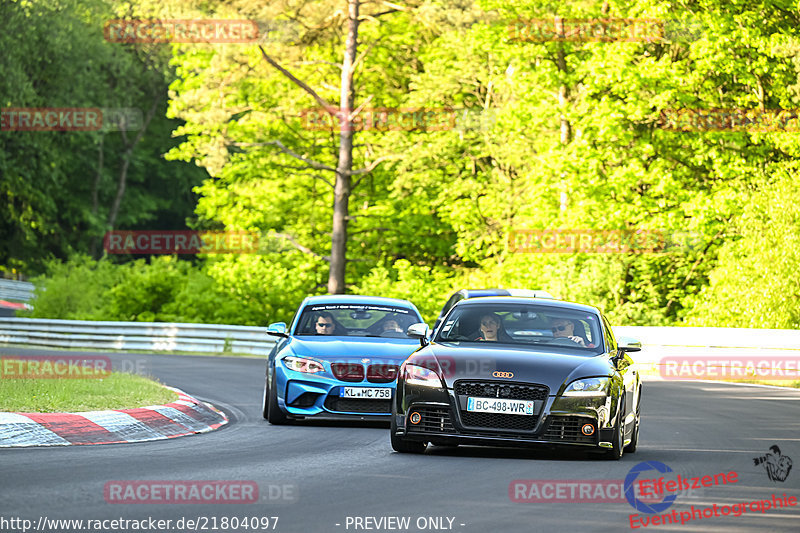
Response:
341,387,392,399
466,397,534,415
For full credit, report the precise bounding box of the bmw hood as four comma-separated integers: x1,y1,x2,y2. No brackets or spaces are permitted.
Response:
412,342,614,394
286,336,420,363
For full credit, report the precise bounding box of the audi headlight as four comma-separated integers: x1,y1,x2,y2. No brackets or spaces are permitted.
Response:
403,363,443,388
563,377,610,397
283,356,325,374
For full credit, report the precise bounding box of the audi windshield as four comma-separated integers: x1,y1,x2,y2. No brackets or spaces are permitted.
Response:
435,304,604,354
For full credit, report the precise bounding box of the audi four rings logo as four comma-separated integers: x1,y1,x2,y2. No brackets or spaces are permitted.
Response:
493,371,514,378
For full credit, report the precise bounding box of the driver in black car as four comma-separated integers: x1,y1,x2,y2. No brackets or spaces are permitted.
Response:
474,313,513,342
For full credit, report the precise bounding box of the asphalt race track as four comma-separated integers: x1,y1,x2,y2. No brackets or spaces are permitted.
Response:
1,347,799,533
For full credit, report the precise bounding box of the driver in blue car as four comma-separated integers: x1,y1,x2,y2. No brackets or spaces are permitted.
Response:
315,312,337,335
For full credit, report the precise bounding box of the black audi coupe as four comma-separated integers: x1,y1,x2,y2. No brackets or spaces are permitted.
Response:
391,297,642,459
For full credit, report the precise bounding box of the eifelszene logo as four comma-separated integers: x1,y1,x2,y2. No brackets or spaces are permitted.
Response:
625,461,678,514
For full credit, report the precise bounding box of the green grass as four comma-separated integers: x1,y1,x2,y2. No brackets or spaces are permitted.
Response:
0,361,178,412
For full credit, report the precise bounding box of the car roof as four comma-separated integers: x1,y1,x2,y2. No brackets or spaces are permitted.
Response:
461,288,510,297
302,294,418,309
460,288,555,299
454,296,600,315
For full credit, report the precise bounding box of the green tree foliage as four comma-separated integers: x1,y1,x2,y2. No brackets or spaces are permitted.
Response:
0,0,207,272
685,163,800,328
8,0,800,328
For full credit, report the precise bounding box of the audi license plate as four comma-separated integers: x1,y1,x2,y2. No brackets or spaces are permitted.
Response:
466,397,534,415
341,387,392,399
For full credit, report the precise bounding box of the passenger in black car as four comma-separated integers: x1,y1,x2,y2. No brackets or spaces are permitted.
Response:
550,318,588,347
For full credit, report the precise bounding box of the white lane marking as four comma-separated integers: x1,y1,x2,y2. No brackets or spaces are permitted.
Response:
144,405,202,431
0,415,71,446
81,411,165,440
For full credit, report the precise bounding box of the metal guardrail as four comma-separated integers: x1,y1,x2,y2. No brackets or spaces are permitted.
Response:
613,325,800,350
0,279,35,302
0,318,276,356
0,318,797,359
613,325,800,381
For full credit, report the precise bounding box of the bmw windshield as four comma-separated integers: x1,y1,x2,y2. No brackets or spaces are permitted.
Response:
295,303,422,338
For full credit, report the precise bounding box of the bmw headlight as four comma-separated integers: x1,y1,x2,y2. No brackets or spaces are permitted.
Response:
563,377,610,397
283,356,325,374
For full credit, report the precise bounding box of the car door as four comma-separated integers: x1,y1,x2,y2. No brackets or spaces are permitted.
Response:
602,313,639,423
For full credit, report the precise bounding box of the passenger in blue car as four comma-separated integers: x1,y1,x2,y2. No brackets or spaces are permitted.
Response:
382,319,403,333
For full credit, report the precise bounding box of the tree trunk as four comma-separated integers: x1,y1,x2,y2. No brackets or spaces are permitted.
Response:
107,143,132,230
89,134,104,257
328,0,359,294
553,17,571,145
555,49,571,145
106,95,160,231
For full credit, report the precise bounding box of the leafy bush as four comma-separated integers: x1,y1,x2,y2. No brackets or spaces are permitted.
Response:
26,255,263,325
684,166,800,329
26,256,122,320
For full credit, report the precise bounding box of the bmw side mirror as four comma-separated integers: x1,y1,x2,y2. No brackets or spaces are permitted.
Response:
266,322,289,338
617,336,642,353
406,322,431,346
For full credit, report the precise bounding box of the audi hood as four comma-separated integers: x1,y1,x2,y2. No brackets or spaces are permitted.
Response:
408,342,615,393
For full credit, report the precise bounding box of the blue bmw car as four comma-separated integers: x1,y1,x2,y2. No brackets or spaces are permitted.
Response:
262,295,425,424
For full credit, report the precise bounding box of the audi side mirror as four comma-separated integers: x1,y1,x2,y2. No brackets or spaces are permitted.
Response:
406,323,431,346
617,336,642,353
